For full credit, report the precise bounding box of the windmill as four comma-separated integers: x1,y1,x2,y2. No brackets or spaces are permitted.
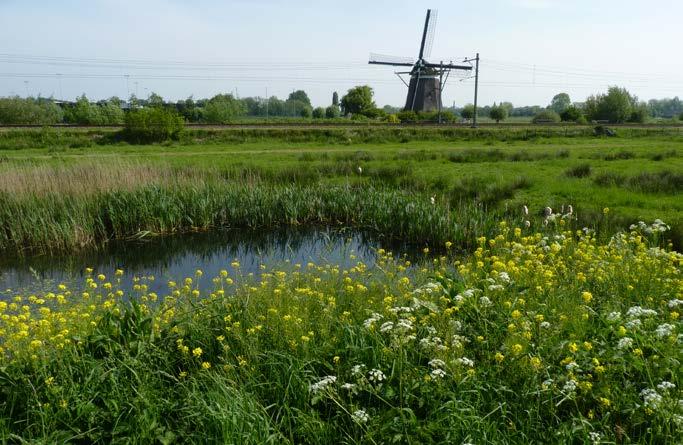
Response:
369,9,472,112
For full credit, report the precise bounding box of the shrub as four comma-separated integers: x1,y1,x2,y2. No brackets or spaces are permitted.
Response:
532,110,561,124
564,163,592,178
679,112,683,121
123,107,184,143
0,97,64,125
560,106,583,122
325,105,340,119
312,107,325,119
396,110,417,123
385,114,400,124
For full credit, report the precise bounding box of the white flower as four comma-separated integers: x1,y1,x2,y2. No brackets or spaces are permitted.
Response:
625,318,642,330
363,313,382,329
565,361,580,372
342,383,356,390
524,220,531,228
428,359,446,369
430,368,447,379
540,321,551,329
567,205,573,215
668,299,683,308
379,321,394,333
523,205,529,215
456,357,474,367
351,364,366,377
655,323,674,338
357,166,362,175
479,296,492,307
657,381,676,392
562,379,578,394
542,379,554,389
351,409,369,424
589,431,602,444
606,311,621,322
368,369,385,383
544,206,553,216
488,284,504,291
617,337,633,349
309,376,337,395
626,306,657,318
498,272,510,283
430,196,435,205
640,388,663,409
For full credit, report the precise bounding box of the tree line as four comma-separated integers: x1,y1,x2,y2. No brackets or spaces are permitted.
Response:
1,86,682,125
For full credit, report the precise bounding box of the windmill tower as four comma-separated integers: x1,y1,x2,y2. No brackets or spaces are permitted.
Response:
369,10,472,112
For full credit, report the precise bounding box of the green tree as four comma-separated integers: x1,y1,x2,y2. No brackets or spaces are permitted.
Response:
204,94,247,123
550,93,571,114
0,96,63,125
147,92,164,108
560,105,583,122
585,86,636,123
64,95,102,125
300,106,312,118
679,112,683,121
488,103,507,123
332,91,339,106
312,107,325,119
340,85,376,116
325,105,340,118
288,90,311,107
123,107,184,143
460,104,475,120
532,109,561,123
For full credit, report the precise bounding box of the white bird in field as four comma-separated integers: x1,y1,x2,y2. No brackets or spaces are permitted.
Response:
357,166,362,175
430,196,435,205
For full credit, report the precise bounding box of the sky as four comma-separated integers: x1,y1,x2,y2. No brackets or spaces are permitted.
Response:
1,0,682,108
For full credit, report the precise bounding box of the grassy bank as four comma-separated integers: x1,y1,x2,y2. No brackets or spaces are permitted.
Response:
1,224,680,443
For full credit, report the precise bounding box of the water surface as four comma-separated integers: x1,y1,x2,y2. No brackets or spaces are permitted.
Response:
0,227,414,296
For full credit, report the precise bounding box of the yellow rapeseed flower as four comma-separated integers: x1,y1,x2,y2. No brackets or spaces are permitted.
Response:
192,347,202,357
201,361,211,369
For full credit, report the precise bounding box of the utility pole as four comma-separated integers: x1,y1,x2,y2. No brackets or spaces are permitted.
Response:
24,80,29,98
265,87,268,119
471,53,480,128
438,61,443,124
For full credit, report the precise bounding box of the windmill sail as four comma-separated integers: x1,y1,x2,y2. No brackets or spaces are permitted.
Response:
368,8,472,112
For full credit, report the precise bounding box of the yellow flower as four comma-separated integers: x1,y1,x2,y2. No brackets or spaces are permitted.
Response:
115,269,124,277
494,352,505,362
603,207,609,215
201,361,211,370
529,357,542,370
511,310,522,319
97,274,106,281
583,341,593,351
581,291,593,303
598,397,611,408
333,356,341,364
220,270,229,278
192,347,203,357
445,241,453,249
511,344,523,355
568,342,578,353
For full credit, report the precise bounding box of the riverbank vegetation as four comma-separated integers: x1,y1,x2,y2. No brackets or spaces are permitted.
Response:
0,133,681,253
0,222,680,443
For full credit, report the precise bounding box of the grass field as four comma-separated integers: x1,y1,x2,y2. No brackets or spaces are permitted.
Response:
0,128,682,443
0,131,681,252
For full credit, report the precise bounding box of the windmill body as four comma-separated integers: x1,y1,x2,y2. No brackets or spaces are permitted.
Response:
369,9,472,113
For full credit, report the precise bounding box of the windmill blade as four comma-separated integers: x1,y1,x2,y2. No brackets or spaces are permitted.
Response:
423,62,472,70
423,9,438,60
368,53,415,67
418,9,438,60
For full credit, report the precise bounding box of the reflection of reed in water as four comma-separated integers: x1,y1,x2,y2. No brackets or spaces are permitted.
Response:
0,226,422,293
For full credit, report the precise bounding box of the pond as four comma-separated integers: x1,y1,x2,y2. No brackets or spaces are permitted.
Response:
0,227,421,297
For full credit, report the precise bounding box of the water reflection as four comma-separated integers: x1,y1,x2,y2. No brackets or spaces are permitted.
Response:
0,227,417,296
